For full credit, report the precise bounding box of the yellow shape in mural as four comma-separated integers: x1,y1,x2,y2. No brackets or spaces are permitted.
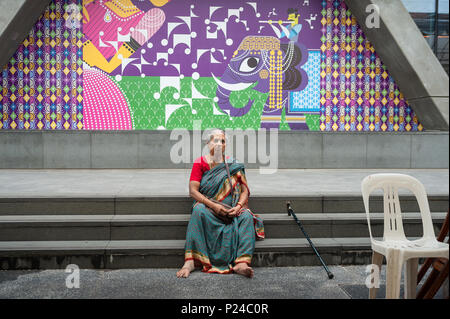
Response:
82,0,168,74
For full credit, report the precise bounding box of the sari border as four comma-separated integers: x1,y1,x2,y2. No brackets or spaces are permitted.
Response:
185,249,233,274
234,254,252,265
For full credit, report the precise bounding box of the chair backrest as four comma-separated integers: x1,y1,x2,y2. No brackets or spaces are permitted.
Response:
436,211,449,243
361,173,436,241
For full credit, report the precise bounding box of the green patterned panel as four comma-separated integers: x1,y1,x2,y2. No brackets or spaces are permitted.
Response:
117,76,268,130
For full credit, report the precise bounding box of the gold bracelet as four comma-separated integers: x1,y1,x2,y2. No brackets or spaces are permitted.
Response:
236,202,243,208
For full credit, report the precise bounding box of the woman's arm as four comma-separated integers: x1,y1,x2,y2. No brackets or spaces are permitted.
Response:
237,183,249,206
227,183,249,217
189,181,229,216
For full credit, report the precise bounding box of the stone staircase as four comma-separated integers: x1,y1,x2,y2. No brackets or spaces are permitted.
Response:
0,131,448,270
0,192,447,270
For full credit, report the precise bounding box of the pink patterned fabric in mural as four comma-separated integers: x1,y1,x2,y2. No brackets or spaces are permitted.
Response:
83,68,132,130
83,0,144,60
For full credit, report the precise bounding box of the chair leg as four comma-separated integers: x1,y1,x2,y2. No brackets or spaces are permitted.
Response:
423,260,449,299
369,251,384,299
417,268,440,299
404,258,419,299
417,258,434,284
385,249,403,299
443,278,449,299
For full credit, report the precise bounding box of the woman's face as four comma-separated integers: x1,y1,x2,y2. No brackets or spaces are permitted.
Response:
208,133,226,159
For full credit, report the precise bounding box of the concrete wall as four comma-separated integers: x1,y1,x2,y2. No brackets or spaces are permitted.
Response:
0,0,50,69
0,131,447,169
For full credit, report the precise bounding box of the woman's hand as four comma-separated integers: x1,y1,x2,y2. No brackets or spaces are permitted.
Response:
227,206,242,218
212,203,229,217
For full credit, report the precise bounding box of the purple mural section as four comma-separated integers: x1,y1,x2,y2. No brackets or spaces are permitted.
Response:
105,0,322,78
320,0,422,132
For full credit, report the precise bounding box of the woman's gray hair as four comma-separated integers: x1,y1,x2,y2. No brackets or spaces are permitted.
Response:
206,128,227,144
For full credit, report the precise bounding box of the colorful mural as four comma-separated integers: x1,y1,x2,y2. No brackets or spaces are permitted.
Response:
1,0,83,130
320,1,422,131
0,0,422,131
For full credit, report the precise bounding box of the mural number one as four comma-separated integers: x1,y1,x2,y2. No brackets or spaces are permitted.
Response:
0,0,421,132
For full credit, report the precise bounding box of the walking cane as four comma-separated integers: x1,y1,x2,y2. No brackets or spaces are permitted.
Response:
286,201,334,279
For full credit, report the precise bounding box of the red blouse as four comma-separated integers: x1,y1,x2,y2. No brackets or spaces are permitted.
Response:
189,156,210,182
189,156,231,182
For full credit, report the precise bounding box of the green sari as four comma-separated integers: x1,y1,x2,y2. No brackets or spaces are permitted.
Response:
185,157,265,274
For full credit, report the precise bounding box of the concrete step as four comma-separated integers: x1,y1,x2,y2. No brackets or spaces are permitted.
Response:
0,213,446,241
0,169,448,215
0,237,379,270
0,195,448,215
0,169,446,270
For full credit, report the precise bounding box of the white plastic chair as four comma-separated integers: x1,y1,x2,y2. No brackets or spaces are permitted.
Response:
361,173,449,299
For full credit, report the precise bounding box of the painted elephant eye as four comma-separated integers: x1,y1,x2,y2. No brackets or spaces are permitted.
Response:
239,57,260,72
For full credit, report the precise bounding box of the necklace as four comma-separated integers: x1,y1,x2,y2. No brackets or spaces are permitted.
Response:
101,1,142,22
205,154,223,169
109,0,140,14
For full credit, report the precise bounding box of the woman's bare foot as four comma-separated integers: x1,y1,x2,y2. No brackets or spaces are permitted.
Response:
233,263,254,278
176,260,195,278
